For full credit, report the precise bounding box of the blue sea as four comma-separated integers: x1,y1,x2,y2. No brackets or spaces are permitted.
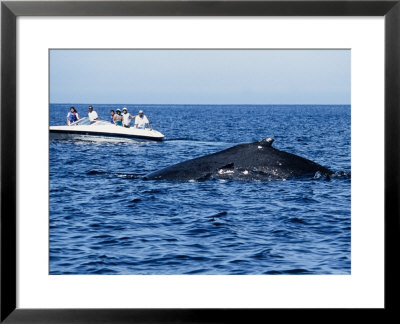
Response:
49,104,351,275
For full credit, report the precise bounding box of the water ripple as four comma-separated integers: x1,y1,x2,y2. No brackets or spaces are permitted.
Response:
50,104,351,275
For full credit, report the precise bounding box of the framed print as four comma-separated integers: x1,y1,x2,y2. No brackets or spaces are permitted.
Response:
1,0,399,322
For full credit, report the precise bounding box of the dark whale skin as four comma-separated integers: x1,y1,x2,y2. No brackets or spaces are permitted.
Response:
144,138,333,181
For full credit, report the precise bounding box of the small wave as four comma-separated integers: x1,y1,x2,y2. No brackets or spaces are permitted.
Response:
229,259,250,265
114,173,144,179
87,170,107,175
313,170,351,180
281,268,311,274
164,137,197,141
207,211,228,220
174,255,208,261
92,234,113,239
142,188,166,194
331,171,351,178
313,171,331,180
99,239,119,245
164,238,178,242
81,260,117,267
185,228,209,235
212,222,226,227
185,269,208,274
288,217,307,224
91,268,118,274
264,270,283,275
87,170,144,179
252,249,271,259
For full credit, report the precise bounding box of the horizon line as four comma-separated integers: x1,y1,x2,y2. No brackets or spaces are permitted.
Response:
49,103,351,106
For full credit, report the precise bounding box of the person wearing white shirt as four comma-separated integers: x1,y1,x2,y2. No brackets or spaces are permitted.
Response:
122,107,135,128
88,105,99,124
135,110,152,130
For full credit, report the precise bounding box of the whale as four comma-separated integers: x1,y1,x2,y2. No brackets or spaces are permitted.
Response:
143,138,333,181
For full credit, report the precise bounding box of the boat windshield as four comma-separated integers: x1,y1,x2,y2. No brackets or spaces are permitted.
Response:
71,117,90,125
71,118,111,126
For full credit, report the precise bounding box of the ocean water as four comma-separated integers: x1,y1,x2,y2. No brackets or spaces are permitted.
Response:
49,104,351,275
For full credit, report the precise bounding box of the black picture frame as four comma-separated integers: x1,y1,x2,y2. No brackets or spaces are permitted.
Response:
1,0,399,322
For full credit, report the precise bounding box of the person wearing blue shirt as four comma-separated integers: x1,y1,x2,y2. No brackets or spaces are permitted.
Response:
66,107,79,125
110,110,115,124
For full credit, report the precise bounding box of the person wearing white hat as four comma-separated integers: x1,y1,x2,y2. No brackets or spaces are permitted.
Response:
121,107,135,128
134,110,152,130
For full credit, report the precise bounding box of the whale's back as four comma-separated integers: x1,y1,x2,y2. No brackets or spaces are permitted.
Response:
144,139,332,181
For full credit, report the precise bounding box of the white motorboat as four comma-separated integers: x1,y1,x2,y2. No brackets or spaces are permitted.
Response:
49,118,164,142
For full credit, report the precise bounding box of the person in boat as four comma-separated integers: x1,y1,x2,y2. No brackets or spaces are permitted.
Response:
110,110,115,124
134,110,152,130
122,107,135,128
88,105,99,124
66,107,79,126
114,109,123,126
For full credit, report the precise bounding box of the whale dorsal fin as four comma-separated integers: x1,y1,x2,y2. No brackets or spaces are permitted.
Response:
259,137,275,147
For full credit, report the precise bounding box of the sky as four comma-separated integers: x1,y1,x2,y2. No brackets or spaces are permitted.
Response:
50,49,350,105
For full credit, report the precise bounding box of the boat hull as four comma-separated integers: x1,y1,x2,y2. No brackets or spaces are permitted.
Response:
49,125,164,142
